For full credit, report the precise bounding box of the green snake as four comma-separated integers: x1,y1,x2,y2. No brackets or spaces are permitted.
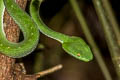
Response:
0,0,93,62
0,0,39,58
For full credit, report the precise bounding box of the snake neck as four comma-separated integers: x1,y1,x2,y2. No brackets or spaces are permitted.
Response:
30,0,70,43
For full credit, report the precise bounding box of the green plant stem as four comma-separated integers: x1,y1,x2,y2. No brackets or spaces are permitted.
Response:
92,0,120,79
33,52,44,73
101,0,120,45
69,0,112,80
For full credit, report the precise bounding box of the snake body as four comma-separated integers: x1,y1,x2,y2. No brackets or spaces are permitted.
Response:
0,0,39,58
30,0,93,62
0,0,93,62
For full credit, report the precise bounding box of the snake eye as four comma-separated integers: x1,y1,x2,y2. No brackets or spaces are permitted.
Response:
77,53,81,56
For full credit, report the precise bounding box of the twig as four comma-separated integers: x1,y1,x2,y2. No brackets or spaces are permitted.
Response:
101,0,120,45
69,0,112,80
35,64,63,78
92,0,120,79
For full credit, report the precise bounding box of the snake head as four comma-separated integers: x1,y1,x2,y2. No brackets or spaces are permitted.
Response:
62,36,93,62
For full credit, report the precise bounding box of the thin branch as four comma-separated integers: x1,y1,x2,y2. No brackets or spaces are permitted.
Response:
92,0,120,79
35,64,63,78
101,0,120,45
69,0,112,80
